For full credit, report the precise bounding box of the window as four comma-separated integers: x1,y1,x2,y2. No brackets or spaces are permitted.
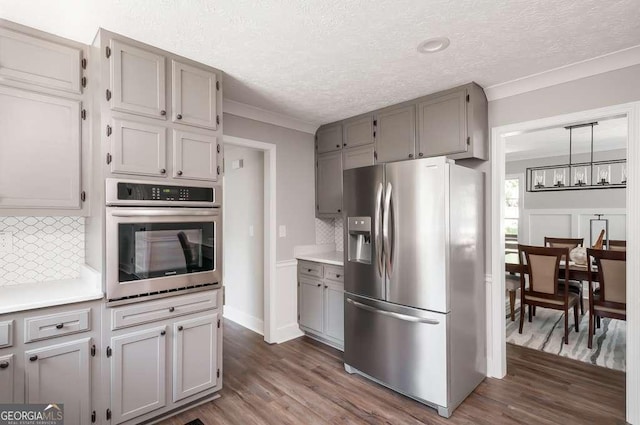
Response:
504,177,521,253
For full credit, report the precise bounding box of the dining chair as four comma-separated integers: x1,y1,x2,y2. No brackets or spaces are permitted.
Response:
518,244,580,344
506,273,519,321
544,237,585,315
587,248,626,349
608,240,627,251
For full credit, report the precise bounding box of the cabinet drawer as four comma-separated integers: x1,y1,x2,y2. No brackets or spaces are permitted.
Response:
0,321,13,348
324,266,344,283
111,290,218,330
298,261,323,279
24,309,90,343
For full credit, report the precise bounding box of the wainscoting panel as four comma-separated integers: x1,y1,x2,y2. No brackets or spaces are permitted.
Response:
526,213,572,246
274,260,304,343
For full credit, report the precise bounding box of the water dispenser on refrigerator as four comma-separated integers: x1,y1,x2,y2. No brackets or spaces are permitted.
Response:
347,217,372,264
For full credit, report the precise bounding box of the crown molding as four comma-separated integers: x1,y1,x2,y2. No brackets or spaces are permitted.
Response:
223,98,319,135
485,44,640,101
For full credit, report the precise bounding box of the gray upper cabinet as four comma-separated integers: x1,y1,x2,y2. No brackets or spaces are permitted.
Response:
110,118,167,177
172,60,218,130
343,145,375,170
416,83,487,160
110,39,167,119
173,130,218,181
343,116,373,149
0,26,83,94
375,104,416,162
316,151,343,216
316,124,342,154
0,86,81,209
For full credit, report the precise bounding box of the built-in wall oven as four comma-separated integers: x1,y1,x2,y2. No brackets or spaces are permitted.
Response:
105,178,222,302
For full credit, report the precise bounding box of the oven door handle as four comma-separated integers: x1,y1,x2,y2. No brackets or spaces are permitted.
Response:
109,209,217,217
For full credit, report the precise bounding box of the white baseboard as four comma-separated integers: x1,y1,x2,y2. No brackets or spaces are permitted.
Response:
223,305,264,335
274,322,304,344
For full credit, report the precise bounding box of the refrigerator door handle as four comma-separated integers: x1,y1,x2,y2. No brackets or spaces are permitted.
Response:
383,182,392,278
346,298,440,325
374,182,384,277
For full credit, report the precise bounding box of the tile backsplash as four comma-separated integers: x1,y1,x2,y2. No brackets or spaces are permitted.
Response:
315,217,343,252
0,216,84,286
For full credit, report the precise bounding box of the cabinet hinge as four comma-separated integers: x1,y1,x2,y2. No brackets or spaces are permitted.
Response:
106,409,111,421
81,76,87,88
467,136,471,146
217,144,220,153
298,314,300,320
91,411,96,423
374,151,378,161
373,130,376,139
81,191,87,202
106,346,112,357
81,58,87,69
217,369,220,378
81,109,87,120
217,319,221,329
466,94,470,103
316,204,319,210
106,89,111,101
106,125,112,137
216,80,220,91
106,153,112,165
106,46,111,58
217,165,220,175
90,343,95,356
216,115,220,125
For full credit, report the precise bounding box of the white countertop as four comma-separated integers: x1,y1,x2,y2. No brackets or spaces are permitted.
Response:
0,265,103,314
296,251,344,266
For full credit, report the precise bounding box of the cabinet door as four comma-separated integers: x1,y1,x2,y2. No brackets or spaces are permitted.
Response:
316,151,343,215
110,40,166,119
172,61,218,130
111,327,167,424
343,116,373,149
0,86,81,209
316,124,342,154
25,338,91,425
110,118,167,177
173,313,219,402
417,89,467,157
343,145,375,170
375,105,416,162
173,130,218,181
0,27,82,94
324,283,344,343
0,354,14,403
299,278,323,333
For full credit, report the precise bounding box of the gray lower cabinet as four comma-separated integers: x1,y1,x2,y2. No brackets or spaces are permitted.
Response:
110,327,167,424
25,338,92,425
316,151,343,216
343,144,375,170
374,104,416,162
298,261,344,350
0,354,14,402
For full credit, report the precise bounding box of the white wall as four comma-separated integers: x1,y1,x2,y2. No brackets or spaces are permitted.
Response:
223,145,265,333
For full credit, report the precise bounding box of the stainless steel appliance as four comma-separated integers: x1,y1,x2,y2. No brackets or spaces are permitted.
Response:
343,156,485,418
105,178,222,302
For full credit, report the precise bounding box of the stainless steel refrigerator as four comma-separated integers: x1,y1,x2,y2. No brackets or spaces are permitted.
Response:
343,156,485,418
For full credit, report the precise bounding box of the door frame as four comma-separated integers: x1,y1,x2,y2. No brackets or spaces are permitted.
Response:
222,135,277,344
489,102,640,425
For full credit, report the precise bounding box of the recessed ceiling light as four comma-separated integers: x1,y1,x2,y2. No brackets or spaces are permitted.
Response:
417,37,450,54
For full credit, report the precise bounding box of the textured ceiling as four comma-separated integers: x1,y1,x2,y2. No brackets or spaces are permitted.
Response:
1,0,639,126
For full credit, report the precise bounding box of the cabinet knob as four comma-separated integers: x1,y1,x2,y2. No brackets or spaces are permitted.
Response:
160,330,166,336
408,154,414,158
160,110,166,116
419,152,424,157
55,323,64,329
160,168,166,174
338,209,341,213
177,114,183,120
324,285,328,288
29,355,38,362
343,143,347,147
336,144,340,148
0,361,9,369
317,283,321,287
177,170,183,176
169,307,175,312
178,326,184,331
336,274,341,278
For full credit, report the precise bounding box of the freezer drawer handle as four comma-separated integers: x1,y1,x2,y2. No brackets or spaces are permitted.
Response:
347,298,440,325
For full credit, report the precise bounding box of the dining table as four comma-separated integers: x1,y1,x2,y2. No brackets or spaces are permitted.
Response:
505,252,598,282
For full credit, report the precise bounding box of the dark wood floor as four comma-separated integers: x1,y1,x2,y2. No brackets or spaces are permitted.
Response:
159,320,626,425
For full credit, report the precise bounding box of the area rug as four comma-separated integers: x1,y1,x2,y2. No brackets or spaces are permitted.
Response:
505,297,626,372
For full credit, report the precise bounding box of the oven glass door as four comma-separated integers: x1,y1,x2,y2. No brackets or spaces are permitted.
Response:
106,208,221,300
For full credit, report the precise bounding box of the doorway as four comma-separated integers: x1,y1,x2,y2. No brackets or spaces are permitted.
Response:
222,135,277,343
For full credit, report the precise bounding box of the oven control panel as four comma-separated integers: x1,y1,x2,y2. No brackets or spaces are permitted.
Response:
117,182,214,202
